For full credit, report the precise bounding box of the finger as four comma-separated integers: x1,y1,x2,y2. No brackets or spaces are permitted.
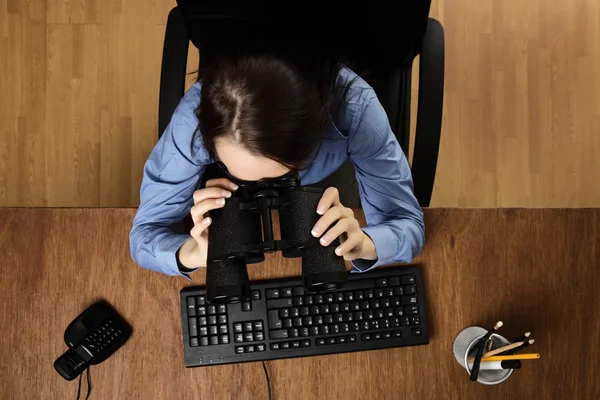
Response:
190,198,226,223
318,218,350,246
193,187,232,205
334,231,364,257
206,178,239,191
311,206,353,238
316,187,340,215
190,217,211,241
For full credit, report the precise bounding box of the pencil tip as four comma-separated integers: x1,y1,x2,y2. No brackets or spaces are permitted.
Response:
529,339,535,344
525,332,531,337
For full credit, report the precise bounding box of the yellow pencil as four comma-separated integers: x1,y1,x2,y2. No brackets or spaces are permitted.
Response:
480,353,540,362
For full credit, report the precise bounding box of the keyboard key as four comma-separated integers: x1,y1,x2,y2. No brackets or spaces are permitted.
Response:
392,317,400,327
220,335,229,344
267,298,293,309
190,338,199,347
404,285,417,295
324,294,334,303
246,345,255,353
327,338,336,345
314,295,323,304
320,305,330,314
300,327,310,337
351,322,360,331
283,319,293,328
293,286,304,296
303,316,313,326
391,297,401,306
255,331,264,341
199,327,208,337
187,297,196,316
199,317,208,326
401,317,410,326
271,329,289,339
315,315,324,325
310,306,320,315
402,296,418,306
282,288,293,297
343,313,353,322
200,337,209,346
301,307,310,316
382,298,391,308
362,333,371,341
337,336,347,344
334,313,343,323
234,323,243,333
208,316,217,325
218,315,227,324
242,302,252,311
393,330,402,337
207,305,216,315
370,299,380,309
210,336,219,345
411,316,421,325
366,310,374,320
376,278,388,287
320,325,330,335
304,295,314,305
365,290,374,299
291,307,300,317
342,302,351,312
189,318,198,337
384,308,394,318
348,335,357,343
290,328,299,338
257,344,265,352
235,346,244,354
412,328,422,336
407,305,419,315
301,339,311,347
270,343,280,350
310,326,319,336
375,309,384,319
198,307,206,316
355,291,364,300
384,331,392,339
332,304,340,313
332,324,340,334
384,288,394,297
294,297,304,306
383,318,391,329
291,341,300,348
360,301,369,310
373,333,381,340
282,342,290,349
252,290,261,300
340,323,349,333
209,326,218,335
375,289,384,298
335,293,344,302
344,292,354,301
197,296,206,306
370,320,380,330
254,321,263,331
293,317,303,327
324,315,333,324
219,325,228,334
279,308,290,318
218,305,227,314
244,332,254,342
266,289,280,299
234,333,244,343
354,311,364,321
316,338,326,346
401,274,416,285
394,307,404,316
268,310,282,329
393,287,404,296
244,322,253,332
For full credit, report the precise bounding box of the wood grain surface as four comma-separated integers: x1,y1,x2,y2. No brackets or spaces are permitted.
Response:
0,208,599,400
2,0,600,207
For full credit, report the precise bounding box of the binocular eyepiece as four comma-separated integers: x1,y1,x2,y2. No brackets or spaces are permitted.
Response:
205,173,348,304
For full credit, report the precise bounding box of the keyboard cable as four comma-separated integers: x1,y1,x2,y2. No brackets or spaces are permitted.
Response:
262,361,272,400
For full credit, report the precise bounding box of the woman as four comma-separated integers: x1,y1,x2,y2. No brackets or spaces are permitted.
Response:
129,46,425,278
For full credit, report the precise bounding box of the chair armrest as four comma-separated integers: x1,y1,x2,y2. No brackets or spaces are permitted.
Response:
411,18,444,207
158,6,190,138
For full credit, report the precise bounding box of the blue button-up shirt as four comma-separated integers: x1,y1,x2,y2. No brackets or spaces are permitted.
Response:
130,68,425,278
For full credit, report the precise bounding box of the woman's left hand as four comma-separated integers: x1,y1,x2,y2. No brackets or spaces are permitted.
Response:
311,187,378,261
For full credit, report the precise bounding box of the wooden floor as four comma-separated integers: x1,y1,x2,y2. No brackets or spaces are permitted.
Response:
1,0,599,207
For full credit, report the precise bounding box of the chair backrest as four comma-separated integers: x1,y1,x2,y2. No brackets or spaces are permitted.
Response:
176,0,432,152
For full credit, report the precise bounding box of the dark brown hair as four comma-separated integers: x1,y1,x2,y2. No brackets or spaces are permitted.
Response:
193,45,355,170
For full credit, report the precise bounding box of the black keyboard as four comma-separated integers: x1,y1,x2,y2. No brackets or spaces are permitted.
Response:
180,265,428,367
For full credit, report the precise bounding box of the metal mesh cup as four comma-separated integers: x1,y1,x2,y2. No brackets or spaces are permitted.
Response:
453,326,514,385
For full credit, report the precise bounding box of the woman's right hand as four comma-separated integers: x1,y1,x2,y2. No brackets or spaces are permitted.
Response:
177,178,239,269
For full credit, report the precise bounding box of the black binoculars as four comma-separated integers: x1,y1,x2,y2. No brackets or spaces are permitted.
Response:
205,172,347,304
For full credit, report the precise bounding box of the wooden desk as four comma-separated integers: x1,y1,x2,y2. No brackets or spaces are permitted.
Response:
1,209,599,399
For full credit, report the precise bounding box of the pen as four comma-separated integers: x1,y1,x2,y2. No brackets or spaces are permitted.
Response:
468,360,522,371
470,321,503,381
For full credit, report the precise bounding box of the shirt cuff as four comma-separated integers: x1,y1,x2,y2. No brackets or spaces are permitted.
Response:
155,234,198,280
350,225,403,273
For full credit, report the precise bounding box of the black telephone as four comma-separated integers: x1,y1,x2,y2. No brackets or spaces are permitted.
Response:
54,301,132,380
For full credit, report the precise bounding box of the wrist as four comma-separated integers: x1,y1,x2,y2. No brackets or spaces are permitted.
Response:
359,232,378,261
177,238,203,270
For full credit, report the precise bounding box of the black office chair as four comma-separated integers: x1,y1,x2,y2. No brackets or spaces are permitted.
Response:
158,0,444,207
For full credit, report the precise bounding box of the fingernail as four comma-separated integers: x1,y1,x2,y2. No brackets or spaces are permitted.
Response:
222,190,231,198
216,198,225,205
230,183,239,190
202,217,211,225
311,228,320,237
335,247,342,256
320,236,329,245
316,207,324,215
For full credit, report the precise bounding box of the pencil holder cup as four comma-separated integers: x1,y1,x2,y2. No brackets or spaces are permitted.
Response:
453,326,514,385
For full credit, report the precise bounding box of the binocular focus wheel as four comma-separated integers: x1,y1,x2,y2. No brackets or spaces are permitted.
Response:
302,271,348,293
206,285,251,304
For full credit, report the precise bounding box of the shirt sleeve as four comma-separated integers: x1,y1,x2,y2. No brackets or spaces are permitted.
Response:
129,93,207,279
347,89,425,272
